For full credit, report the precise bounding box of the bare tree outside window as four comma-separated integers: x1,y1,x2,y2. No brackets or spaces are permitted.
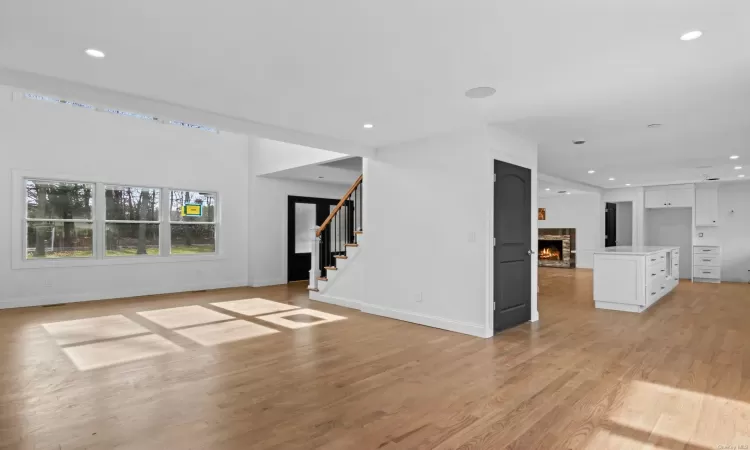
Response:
169,191,216,254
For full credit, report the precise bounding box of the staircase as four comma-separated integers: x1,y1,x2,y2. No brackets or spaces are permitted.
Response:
308,174,363,301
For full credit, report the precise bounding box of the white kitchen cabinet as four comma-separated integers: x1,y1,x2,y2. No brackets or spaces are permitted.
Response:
593,246,680,313
695,185,719,226
645,190,668,209
693,245,721,282
645,188,693,208
667,188,693,207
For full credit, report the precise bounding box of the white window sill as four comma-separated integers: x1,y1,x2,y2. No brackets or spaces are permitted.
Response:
12,253,225,270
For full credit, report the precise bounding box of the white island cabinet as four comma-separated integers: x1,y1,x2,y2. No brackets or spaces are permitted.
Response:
593,246,681,313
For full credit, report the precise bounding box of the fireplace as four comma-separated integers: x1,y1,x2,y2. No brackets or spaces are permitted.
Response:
538,228,575,268
539,240,563,261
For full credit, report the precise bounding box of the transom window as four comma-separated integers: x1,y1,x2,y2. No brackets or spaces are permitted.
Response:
22,178,218,262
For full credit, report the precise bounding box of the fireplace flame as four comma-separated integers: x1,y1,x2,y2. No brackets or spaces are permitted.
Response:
539,247,561,260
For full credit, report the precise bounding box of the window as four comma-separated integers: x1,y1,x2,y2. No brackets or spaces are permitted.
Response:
18,176,219,266
105,186,160,257
25,180,95,258
169,191,217,254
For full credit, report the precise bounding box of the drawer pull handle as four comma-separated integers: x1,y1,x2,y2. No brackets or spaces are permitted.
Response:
703,271,712,274
703,259,711,262
651,292,656,295
660,269,665,272
651,273,656,276
703,249,711,252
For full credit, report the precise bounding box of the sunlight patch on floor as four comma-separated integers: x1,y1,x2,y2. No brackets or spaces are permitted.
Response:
211,298,299,316
257,308,347,329
174,320,279,346
62,334,183,371
606,380,750,449
42,314,149,345
137,305,233,329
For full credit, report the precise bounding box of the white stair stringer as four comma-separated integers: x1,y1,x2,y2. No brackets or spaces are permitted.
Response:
309,233,365,310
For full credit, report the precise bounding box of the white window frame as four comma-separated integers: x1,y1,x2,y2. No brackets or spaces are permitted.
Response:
102,184,163,259
11,170,222,270
167,189,220,257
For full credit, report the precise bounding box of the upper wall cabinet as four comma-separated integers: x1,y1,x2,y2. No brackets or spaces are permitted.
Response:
645,187,693,209
695,185,719,226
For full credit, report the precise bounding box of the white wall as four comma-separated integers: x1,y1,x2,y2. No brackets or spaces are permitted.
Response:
537,193,602,268
615,202,633,246
644,208,693,278
694,181,750,282
253,138,347,175
0,86,250,307
360,125,538,338
248,138,348,286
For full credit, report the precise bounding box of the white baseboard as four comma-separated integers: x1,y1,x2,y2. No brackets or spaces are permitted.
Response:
0,280,248,309
594,301,642,313
250,279,287,287
531,309,540,322
309,292,362,310
360,303,487,338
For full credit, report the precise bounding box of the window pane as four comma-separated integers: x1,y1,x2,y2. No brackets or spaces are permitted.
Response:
170,224,215,254
105,186,160,221
26,221,93,258
26,180,94,220
106,223,159,257
170,191,216,223
295,203,316,254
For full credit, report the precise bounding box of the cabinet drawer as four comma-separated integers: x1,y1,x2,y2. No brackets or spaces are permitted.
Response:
647,252,666,266
694,255,720,267
694,246,720,256
694,266,720,279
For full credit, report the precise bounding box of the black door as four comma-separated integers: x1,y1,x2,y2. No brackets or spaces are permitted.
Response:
287,196,340,282
493,160,532,333
605,202,617,247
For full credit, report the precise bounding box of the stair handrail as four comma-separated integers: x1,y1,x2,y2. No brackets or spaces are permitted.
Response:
316,174,363,237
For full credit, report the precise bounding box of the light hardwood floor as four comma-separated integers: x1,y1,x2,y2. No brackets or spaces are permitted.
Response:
1,270,749,449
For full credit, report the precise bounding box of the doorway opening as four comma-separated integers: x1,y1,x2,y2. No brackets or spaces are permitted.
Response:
287,196,341,283
605,201,634,247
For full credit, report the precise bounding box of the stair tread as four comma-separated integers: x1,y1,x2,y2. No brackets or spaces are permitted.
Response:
324,266,337,270
317,277,328,281
345,243,359,247
334,255,348,259
307,287,319,292
354,231,364,235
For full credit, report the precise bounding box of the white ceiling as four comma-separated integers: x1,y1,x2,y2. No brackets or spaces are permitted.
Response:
1,0,749,187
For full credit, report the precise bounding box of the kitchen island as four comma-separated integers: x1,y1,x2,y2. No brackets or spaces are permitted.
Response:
593,246,680,313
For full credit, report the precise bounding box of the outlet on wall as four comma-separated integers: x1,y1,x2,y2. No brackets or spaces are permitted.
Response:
415,292,423,303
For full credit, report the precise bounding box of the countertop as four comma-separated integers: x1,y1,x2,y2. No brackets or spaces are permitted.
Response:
592,246,680,256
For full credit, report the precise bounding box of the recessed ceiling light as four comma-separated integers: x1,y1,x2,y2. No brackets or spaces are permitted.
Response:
587,170,595,174
465,87,496,99
735,166,743,170
545,188,551,191
625,183,631,186
647,124,662,128
608,177,615,181
730,155,739,160
680,30,703,41
363,123,373,129
85,48,105,58
739,174,746,178
566,192,571,195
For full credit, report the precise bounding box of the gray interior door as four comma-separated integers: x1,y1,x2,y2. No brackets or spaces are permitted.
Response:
493,160,532,333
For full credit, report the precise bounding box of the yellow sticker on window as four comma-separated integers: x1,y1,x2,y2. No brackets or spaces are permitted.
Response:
181,204,203,217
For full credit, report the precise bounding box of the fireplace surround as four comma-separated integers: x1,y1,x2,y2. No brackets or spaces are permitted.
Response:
538,228,575,268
